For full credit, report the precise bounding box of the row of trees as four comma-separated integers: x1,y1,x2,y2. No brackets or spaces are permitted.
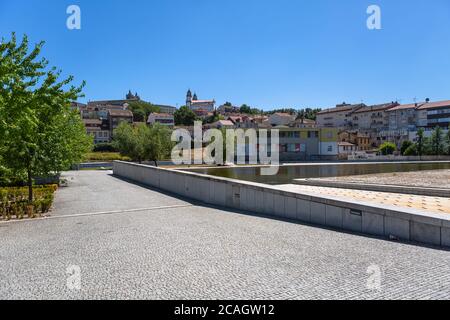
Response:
0,34,92,201
401,126,450,156
380,126,450,156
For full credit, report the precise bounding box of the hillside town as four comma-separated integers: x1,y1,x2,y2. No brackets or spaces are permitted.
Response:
73,90,450,161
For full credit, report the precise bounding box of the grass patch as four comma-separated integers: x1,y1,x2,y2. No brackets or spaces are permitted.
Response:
84,152,131,162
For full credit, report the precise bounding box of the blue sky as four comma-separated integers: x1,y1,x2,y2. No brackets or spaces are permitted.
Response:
1,0,450,110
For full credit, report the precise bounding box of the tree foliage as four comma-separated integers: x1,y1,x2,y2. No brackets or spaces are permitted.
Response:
112,122,172,166
416,127,425,157
0,33,92,201
379,142,396,155
430,126,445,155
400,140,413,155
174,106,198,126
446,125,450,155
127,100,160,122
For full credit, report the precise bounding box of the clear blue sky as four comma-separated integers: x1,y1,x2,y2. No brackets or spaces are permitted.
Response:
1,0,450,110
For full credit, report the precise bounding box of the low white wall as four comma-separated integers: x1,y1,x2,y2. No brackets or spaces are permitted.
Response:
113,161,450,248
348,155,450,161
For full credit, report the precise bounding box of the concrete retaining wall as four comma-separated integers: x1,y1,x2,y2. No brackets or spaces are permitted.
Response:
113,161,450,248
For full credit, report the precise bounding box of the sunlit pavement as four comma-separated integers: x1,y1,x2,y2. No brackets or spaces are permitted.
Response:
278,184,450,215
0,171,449,299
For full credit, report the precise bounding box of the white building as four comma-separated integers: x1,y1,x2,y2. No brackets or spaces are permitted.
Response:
316,103,365,128
269,113,296,126
186,90,215,112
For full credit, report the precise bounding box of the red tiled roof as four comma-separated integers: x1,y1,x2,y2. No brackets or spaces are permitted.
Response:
353,102,399,114
317,104,365,115
417,100,450,110
387,103,425,111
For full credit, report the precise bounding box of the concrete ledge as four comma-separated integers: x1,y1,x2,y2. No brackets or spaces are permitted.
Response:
113,161,450,249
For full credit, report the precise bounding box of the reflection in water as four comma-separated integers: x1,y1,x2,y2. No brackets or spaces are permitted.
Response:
183,162,450,185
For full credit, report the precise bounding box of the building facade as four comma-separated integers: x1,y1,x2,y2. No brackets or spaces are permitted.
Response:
186,90,215,112
417,100,450,129
147,113,175,126
276,128,338,161
316,103,365,128
351,102,398,130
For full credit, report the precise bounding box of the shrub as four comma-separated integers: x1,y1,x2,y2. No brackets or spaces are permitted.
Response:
404,144,418,156
379,142,397,155
93,143,118,153
400,140,413,155
0,185,57,220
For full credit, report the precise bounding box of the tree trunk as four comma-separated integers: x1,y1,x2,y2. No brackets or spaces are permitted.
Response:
27,169,33,203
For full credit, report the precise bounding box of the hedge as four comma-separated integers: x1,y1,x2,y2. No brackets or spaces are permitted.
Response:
0,185,57,220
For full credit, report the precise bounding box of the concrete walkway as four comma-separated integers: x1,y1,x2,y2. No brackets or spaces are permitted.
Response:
1,171,449,299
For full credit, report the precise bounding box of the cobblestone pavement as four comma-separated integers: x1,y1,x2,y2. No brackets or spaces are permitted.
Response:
314,169,450,189
278,184,450,215
1,171,450,300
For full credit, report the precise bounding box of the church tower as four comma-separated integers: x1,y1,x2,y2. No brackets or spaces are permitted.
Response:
186,89,192,108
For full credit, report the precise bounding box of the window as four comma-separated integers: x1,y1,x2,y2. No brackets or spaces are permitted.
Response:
327,145,333,152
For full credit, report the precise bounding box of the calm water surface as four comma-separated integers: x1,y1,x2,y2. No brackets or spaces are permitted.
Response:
183,162,450,185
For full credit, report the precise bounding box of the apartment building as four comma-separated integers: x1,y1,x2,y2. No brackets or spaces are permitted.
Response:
316,103,365,128
108,109,133,138
386,102,424,131
276,128,338,161
417,100,450,129
82,119,110,144
351,102,398,130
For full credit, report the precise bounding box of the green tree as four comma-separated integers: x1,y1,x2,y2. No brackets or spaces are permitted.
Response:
203,110,224,124
128,100,160,122
145,123,173,166
113,122,147,163
416,127,426,157
400,140,413,155
174,106,197,126
0,33,92,202
240,104,252,114
430,126,444,155
379,142,396,155
113,122,172,166
446,124,450,155
403,144,418,156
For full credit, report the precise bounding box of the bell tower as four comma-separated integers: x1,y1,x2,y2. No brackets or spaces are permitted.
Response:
186,89,192,108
